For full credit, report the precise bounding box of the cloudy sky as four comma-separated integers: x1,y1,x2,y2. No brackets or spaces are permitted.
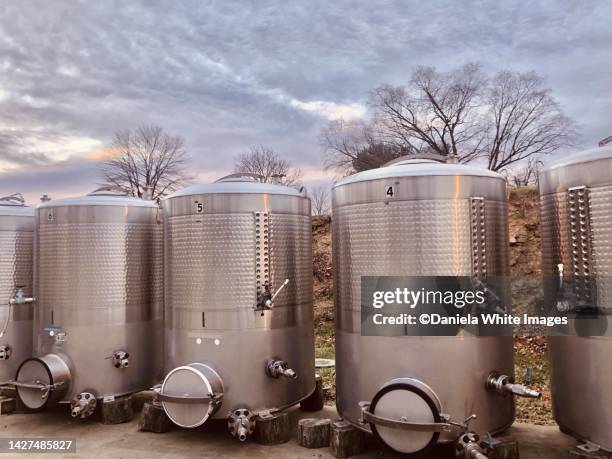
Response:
1,0,611,203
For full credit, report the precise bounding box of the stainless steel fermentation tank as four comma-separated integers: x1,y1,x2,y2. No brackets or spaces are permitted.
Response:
14,189,163,418
539,146,612,452
333,157,539,456
0,194,34,382
159,175,315,440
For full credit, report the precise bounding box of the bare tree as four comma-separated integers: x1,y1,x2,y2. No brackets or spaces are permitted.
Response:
483,71,575,171
369,63,486,162
101,125,190,200
320,119,375,174
321,64,575,175
506,158,543,187
309,185,330,215
234,146,302,185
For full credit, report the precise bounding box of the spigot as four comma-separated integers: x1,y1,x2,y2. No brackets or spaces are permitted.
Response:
9,288,36,305
257,279,290,312
486,372,541,399
70,392,97,419
266,360,298,379
228,408,256,441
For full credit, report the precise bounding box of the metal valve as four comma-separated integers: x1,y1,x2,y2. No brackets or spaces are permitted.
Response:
111,350,129,369
486,371,541,399
456,432,489,459
256,279,290,312
9,288,36,305
0,346,11,361
228,408,256,441
70,392,97,419
266,359,298,379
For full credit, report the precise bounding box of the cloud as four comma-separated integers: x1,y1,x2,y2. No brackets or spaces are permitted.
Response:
0,0,610,200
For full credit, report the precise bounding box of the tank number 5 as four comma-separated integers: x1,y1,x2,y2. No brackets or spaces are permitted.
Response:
195,202,204,213
385,186,394,198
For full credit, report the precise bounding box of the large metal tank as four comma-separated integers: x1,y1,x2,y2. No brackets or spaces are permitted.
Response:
0,194,34,382
333,157,539,456
159,174,315,440
539,146,612,452
14,189,163,418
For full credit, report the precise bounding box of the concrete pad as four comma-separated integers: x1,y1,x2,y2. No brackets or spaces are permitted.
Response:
0,393,581,459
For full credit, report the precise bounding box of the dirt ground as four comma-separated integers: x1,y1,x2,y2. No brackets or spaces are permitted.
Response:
312,186,554,424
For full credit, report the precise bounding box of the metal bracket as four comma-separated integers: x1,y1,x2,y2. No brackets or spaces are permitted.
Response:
470,197,487,278
567,186,595,306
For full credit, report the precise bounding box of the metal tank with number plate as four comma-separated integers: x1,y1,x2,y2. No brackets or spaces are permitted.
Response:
13,189,163,418
0,194,34,383
332,156,540,457
539,146,612,453
158,174,315,441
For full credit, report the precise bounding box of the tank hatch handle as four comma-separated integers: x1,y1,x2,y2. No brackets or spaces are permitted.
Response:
1,380,66,399
567,186,595,307
154,390,223,405
358,401,452,432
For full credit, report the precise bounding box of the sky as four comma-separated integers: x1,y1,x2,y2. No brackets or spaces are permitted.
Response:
0,0,611,204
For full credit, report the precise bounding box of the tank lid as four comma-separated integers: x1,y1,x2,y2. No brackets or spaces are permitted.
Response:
167,174,305,198
0,193,34,217
333,159,502,188
542,145,612,172
37,188,158,208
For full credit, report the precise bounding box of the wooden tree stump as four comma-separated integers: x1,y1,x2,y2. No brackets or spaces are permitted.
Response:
0,386,15,398
254,412,291,445
300,374,325,412
570,446,611,459
297,418,331,448
330,420,367,458
0,396,15,415
138,401,172,433
101,396,133,425
488,435,519,459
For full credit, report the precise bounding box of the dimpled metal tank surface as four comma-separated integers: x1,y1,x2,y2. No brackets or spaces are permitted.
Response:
14,189,163,417
539,146,612,452
332,157,532,456
0,194,34,382
159,175,315,439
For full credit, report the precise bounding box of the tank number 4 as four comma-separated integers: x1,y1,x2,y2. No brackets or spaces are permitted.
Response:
385,186,394,198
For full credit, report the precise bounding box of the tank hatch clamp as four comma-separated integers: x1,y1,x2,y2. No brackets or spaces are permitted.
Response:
154,387,223,407
1,379,66,397
358,401,452,432
358,401,478,433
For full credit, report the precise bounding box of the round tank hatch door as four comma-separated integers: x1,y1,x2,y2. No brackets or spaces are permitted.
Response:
369,379,442,455
160,363,224,428
15,354,71,411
